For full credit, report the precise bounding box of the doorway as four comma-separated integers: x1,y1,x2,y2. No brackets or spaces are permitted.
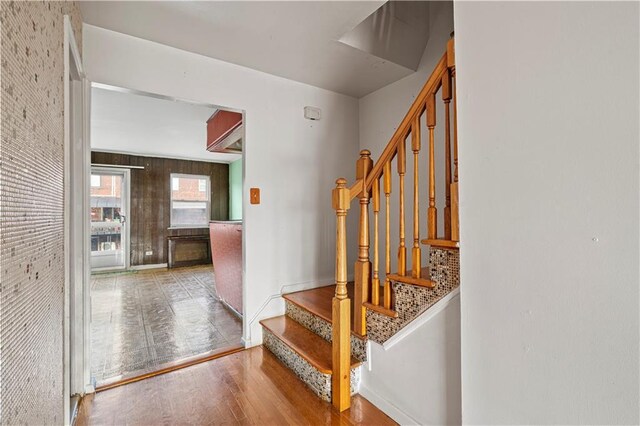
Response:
63,14,91,425
90,168,130,271
88,84,245,389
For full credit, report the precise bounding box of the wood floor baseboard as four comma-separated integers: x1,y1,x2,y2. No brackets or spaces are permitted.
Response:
95,344,244,392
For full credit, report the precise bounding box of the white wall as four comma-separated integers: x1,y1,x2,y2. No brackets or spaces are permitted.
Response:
455,2,639,424
361,296,461,425
83,25,360,346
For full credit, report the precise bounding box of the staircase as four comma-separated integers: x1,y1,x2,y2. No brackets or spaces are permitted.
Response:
261,36,460,412
259,284,366,402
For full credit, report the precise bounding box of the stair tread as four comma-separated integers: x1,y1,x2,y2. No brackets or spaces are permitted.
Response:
260,315,361,374
421,238,460,249
283,283,363,336
387,267,435,288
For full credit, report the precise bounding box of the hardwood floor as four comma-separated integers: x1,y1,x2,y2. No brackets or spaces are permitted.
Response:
77,347,396,426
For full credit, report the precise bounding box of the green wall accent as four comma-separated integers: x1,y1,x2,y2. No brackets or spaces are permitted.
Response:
229,159,243,220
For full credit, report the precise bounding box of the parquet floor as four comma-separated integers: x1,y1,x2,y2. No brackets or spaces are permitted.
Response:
77,347,397,425
91,265,242,386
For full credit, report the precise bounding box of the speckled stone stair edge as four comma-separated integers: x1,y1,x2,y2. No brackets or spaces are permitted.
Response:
366,247,460,344
285,301,367,362
262,328,361,402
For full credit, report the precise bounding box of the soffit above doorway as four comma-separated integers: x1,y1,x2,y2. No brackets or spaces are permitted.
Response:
79,1,431,98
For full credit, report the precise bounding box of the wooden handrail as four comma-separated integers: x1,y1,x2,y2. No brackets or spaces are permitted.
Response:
348,179,363,201
330,37,458,412
363,52,449,192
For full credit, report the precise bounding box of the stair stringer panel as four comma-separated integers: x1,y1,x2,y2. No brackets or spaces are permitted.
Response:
366,247,460,344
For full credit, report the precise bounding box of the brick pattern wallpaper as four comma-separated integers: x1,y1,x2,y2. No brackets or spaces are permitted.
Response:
1,2,82,423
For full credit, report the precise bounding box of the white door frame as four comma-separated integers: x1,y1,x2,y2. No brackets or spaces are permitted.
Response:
64,15,92,426
90,166,132,272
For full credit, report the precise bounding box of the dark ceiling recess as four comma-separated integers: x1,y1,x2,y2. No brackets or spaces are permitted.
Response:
206,110,243,153
338,1,430,71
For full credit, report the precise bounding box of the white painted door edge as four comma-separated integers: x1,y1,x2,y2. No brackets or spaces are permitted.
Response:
382,287,460,350
63,14,87,426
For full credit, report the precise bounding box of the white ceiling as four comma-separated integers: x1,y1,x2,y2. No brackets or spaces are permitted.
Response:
79,1,419,98
91,86,242,163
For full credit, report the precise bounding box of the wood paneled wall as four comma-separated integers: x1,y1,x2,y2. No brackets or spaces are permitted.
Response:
91,152,229,266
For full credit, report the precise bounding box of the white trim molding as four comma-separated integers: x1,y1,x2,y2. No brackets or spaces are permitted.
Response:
63,14,88,426
129,263,169,271
359,385,421,425
382,288,460,350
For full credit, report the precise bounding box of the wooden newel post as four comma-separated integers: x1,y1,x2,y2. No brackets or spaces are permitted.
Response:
332,178,351,412
354,150,372,336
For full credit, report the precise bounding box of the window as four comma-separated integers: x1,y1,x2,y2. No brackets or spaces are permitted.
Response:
170,173,211,227
91,174,101,187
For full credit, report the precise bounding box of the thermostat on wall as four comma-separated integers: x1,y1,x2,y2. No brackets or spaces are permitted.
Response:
304,106,321,121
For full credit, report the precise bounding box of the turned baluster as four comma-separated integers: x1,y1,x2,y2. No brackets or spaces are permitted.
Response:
411,116,422,279
354,150,372,335
397,138,407,276
451,68,460,242
447,36,458,184
448,36,460,242
427,93,437,240
383,161,392,309
372,177,380,306
332,178,351,412
442,68,453,240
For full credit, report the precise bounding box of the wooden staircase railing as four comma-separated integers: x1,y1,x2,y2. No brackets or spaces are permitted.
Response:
331,37,459,412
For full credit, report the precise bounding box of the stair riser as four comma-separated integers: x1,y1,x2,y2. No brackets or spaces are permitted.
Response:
285,301,367,362
262,328,360,402
367,247,460,343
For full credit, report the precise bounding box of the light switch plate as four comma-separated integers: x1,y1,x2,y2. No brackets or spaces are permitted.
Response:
250,188,260,205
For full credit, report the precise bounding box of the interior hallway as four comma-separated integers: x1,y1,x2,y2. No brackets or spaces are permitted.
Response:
91,265,242,386
78,347,396,425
